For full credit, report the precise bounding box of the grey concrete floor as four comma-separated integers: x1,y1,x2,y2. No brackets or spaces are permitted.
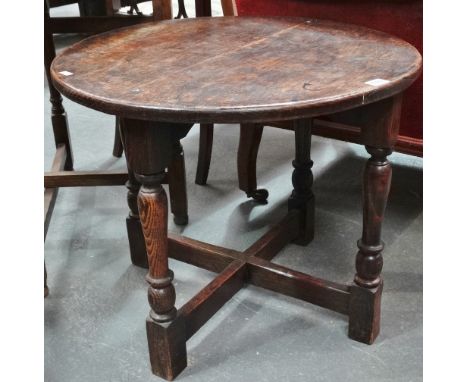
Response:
45,3,423,381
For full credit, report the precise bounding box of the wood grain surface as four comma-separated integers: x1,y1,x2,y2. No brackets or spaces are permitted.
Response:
51,17,421,124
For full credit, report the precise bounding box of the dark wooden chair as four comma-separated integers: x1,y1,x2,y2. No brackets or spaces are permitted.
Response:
44,0,189,296
196,0,423,202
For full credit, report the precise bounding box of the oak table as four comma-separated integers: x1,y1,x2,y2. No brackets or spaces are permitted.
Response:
51,17,422,380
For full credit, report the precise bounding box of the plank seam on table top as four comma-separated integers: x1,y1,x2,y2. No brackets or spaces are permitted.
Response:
160,20,304,77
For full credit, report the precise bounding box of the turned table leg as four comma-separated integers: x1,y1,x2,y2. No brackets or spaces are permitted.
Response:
348,146,392,344
288,119,315,245
347,95,402,344
120,118,191,380
136,172,187,380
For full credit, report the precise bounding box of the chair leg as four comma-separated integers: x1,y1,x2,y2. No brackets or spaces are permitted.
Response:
113,117,124,158
168,141,189,226
175,0,188,19
195,124,213,185
79,0,107,16
45,5,74,171
77,0,85,16
44,263,49,298
237,123,269,203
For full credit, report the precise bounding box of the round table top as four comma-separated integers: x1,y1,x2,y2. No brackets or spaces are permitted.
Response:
51,17,422,124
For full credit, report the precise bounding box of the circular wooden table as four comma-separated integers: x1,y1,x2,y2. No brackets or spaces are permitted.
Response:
51,17,421,380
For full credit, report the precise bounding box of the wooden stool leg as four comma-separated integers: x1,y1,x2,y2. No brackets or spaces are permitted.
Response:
113,117,124,158
195,124,213,185
348,146,392,344
168,141,189,226
237,124,269,203
288,119,315,245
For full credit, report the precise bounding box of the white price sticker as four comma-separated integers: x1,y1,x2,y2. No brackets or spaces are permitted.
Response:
365,78,390,86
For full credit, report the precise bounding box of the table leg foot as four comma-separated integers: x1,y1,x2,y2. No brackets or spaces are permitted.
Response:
348,283,383,344
289,119,315,245
147,317,187,381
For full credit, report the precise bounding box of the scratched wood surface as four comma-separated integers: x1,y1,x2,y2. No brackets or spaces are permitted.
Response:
51,17,421,124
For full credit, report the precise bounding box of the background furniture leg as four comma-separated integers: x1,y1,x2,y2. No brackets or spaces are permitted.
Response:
168,141,189,225
175,0,188,18
113,117,124,158
151,0,173,21
288,119,315,245
237,123,268,203
44,3,74,170
220,0,237,16
125,169,148,268
195,0,211,17
195,123,213,185
44,263,49,298
79,0,107,16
